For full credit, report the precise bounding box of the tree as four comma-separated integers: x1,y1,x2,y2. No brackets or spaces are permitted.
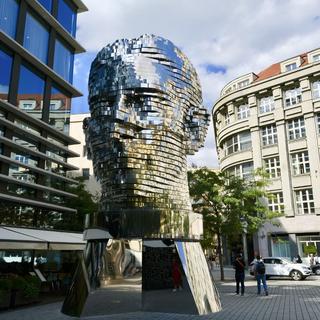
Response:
54,177,98,232
188,168,282,280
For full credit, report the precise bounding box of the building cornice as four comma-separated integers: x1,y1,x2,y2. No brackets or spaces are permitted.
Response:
213,62,320,115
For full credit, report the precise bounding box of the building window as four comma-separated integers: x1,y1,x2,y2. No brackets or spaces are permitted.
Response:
224,131,251,156
19,100,36,110
83,145,87,157
287,117,305,140
317,114,320,134
259,96,275,114
261,124,278,146
37,0,52,12
23,12,49,64
268,192,284,213
237,104,250,120
0,48,13,101
295,189,314,215
54,38,74,83
82,168,90,180
291,151,310,175
0,0,19,39
57,0,77,37
18,65,45,120
313,54,320,62
284,87,302,107
264,156,281,178
285,62,297,72
238,79,249,89
228,162,254,180
312,80,320,100
224,112,230,125
49,85,71,133
15,154,29,164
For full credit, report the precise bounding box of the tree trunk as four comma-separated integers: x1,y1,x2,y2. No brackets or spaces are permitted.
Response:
217,230,224,281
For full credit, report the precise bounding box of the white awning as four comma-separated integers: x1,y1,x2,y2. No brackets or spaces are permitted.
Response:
0,226,86,251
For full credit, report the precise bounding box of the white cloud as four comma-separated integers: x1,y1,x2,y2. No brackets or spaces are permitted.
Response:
76,0,320,167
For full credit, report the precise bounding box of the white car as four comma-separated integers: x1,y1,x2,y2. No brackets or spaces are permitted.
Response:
250,257,312,281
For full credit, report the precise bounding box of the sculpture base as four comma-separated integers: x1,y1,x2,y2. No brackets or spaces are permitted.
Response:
61,240,221,317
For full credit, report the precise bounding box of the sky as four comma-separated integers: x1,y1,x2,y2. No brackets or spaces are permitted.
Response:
72,0,320,168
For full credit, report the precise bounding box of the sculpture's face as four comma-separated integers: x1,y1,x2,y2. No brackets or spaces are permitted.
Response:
87,35,209,163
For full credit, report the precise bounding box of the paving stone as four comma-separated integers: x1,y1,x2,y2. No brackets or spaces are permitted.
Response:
1,268,320,320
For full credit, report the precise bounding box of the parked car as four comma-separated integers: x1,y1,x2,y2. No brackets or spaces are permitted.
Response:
249,257,311,281
311,263,320,275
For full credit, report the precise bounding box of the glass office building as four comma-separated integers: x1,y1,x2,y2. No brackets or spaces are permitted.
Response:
0,0,87,230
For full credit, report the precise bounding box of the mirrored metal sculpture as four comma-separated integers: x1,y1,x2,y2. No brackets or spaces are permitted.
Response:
62,34,221,317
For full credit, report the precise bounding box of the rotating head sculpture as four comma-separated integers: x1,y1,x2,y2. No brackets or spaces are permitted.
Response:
85,34,209,239
62,36,221,318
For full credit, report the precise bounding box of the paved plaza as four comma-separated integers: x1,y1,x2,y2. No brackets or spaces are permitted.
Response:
1,268,320,320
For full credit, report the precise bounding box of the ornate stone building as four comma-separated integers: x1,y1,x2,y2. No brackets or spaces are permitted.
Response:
212,48,320,260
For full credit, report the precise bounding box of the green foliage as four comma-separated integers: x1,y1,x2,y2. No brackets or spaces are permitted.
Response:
5,275,41,299
0,278,12,300
54,177,99,231
0,279,12,292
304,245,317,255
21,276,41,299
188,168,282,249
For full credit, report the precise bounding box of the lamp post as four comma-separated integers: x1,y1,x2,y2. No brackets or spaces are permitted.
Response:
240,218,248,268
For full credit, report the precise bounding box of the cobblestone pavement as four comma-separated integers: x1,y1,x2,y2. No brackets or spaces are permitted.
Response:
2,268,320,320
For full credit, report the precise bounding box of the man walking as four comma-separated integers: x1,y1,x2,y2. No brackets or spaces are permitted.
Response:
233,253,245,296
254,255,268,296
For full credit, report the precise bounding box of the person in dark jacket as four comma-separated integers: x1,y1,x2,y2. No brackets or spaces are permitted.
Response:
233,253,245,295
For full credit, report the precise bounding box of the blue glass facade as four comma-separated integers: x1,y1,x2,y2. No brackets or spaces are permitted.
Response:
17,65,45,119
49,85,71,133
0,0,19,39
0,0,86,236
54,39,74,83
0,48,13,100
57,0,77,37
37,0,52,12
23,12,49,64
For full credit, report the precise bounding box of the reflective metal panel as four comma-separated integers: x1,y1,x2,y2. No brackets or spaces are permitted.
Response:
84,34,209,240
175,241,221,314
62,240,142,317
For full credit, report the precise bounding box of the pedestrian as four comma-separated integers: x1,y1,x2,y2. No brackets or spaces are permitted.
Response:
296,254,302,263
172,258,182,292
233,253,245,296
254,255,268,296
310,254,315,266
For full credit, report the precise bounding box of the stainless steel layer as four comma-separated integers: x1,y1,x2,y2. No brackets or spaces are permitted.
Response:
84,34,209,239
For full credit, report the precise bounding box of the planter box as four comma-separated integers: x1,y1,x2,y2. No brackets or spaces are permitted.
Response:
0,292,11,310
